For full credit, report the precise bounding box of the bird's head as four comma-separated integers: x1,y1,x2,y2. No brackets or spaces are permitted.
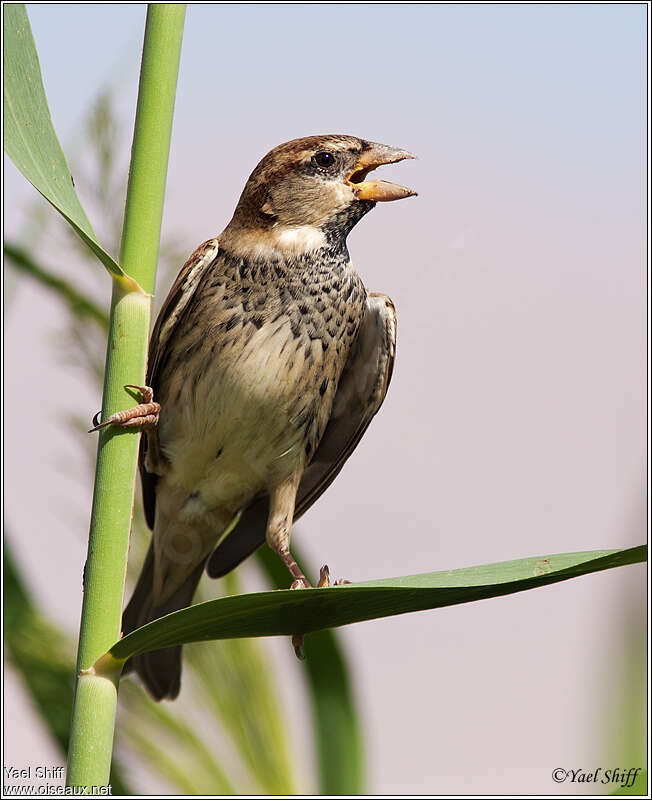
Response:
221,135,416,258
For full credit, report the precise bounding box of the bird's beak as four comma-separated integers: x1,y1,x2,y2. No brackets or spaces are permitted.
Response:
346,142,417,202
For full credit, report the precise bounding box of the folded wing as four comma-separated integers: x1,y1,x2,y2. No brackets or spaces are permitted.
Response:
140,239,221,528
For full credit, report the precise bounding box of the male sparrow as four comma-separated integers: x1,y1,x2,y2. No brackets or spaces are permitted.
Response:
96,135,416,699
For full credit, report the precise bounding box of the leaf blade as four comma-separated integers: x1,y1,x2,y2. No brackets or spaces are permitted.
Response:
110,545,646,661
3,4,140,292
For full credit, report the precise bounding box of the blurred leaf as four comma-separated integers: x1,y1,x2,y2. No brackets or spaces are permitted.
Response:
3,4,140,292
600,581,646,797
3,540,75,752
611,770,647,795
4,241,109,330
3,540,132,795
256,545,364,794
185,570,296,794
302,630,364,794
118,680,238,795
111,546,646,660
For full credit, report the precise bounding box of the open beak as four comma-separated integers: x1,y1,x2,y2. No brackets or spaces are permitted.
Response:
346,141,417,202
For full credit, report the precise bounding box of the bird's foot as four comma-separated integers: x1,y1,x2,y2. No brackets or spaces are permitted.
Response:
89,385,160,433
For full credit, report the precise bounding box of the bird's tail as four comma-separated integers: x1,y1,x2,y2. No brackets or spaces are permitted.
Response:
122,544,206,700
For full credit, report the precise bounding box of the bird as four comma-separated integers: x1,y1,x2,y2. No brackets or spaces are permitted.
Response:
93,134,416,699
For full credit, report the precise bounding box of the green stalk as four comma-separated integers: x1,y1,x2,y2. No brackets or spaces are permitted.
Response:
66,6,186,788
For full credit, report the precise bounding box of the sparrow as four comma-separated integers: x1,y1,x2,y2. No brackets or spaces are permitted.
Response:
94,134,416,699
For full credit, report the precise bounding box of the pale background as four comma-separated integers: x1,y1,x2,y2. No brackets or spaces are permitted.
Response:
4,3,646,795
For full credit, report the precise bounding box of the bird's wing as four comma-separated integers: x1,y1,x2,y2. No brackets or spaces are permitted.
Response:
146,239,220,392
207,292,397,578
140,239,220,528
294,291,396,519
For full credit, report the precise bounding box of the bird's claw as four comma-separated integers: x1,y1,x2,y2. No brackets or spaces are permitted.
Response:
89,384,160,433
292,634,306,660
318,564,350,587
317,564,330,587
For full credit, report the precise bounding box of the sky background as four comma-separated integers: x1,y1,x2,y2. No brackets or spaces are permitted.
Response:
5,3,647,794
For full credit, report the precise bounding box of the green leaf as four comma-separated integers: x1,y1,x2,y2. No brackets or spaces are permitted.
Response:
611,770,647,795
110,545,646,662
303,630,364,794
4,241,109,330
3,4,141,293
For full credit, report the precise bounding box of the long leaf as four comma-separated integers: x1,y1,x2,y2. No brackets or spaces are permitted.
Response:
109,546,646,661
3,4,140,292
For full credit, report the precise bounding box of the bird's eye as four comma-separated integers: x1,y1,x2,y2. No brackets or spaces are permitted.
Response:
313,151,336,169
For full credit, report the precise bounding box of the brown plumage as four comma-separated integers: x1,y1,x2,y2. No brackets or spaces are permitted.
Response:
105,134,416,699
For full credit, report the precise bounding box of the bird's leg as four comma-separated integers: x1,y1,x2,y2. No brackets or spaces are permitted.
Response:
266,474,309,588
267,474,313,659
89,384,160,433
266,477,351,659
284,552,311,590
